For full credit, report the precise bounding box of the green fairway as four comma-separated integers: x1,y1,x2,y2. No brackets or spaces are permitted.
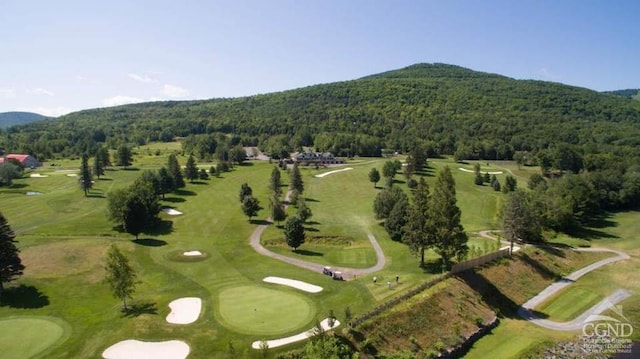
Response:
0,317,69,359
217,285,315,335
537,287,602,321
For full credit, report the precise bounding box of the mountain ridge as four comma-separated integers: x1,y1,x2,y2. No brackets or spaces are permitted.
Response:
0,111,51,128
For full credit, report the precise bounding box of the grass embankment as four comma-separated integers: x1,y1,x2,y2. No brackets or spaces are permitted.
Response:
350,247,610,357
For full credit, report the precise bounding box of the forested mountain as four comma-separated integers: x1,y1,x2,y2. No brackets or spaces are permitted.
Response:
0,111,51,128
2,63,640,162
605,88,640,101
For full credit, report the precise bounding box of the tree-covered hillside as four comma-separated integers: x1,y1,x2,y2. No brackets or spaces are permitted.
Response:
0,111,51,128
605,88,640,101
2,63,640,161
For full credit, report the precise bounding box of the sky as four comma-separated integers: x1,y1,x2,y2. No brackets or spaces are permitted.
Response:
1,0,639,117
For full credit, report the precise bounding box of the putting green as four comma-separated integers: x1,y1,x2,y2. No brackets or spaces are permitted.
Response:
217,285,315,335
0,317,68,358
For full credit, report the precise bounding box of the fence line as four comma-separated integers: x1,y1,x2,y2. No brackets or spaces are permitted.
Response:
451,248,510,273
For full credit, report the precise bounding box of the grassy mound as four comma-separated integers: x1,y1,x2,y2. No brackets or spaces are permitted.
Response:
217,285,315,335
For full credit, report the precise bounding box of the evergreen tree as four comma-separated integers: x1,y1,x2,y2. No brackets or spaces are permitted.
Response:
269,166,282,196
184,154,199,182
492,177,501,191
368,167,381,188
198,168,209,180
0,213,24,295
504,175,518,192
483,172,491,183
431,166,468,265
79,153,93,196
284,216,305,251
474,172,484,185
116,145,133,169
403,177,432,266
290,162,304,194
93,150,104,179
167,154,185,189
104,245,137,310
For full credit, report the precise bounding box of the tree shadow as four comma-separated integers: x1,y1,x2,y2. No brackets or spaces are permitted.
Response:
565,226,618,240
146,220,174,236
9,183,29,189
174,189,196,196
420,259,448,275
0,285,49,308
162,197,185,203
518,252,560,280
122,301,158,317
306,221,321,225
132,238,168,247
293,249,324,257
190,181,208,185
250,219,271,225
304,227,319,232
96,177,113,181
122,167,140,171
87,193,105,198
455,271,520,318
304,198,320,203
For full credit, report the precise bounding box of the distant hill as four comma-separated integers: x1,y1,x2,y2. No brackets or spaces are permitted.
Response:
3,63,640,161
0,111,51,128
604,88,640,102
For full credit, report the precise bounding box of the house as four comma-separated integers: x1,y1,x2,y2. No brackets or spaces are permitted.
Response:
291,151,344,165
0,154,42,168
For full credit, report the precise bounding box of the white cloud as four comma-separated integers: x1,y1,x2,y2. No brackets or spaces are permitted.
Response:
102,95,146,107
26,88,54,96
75,75,88,81
0,88,16,98
538,67,561,81
162,84,189,98
128,73,156,83
16,106,72,117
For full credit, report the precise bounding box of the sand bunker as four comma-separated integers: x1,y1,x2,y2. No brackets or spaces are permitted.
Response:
166,297,202,325
29,173,48,178
458,167,503,175
263,276,323,293
26,191,42,196
251,318,341,349
66,173,78,177
183,250,203,256
102,339,189,359
162,208,183,215
314,167,353,178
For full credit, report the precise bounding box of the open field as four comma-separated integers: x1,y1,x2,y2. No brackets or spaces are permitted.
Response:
0,149,637,358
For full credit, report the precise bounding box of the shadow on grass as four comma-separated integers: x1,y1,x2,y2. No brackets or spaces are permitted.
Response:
122,302,157,317
250,219,271,225
162,197,186,203
146,220,174,236
456,270,520,318
304,227,319,232
132,238,168,247
566,226,618,240
86,193,105,198
305,221,321,226
96,177,113,181
189,181,208,185
420,259,448,275
293,249,324,257
0,285,49,308
518,252,559,280
304,198,320,203
174,189,196,196
122,167,140,171
9,183,29,189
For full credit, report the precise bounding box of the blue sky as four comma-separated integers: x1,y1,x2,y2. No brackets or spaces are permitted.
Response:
1,0,639,117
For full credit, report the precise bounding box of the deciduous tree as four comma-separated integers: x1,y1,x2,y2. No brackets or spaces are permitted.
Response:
284,216,305,251
269,166,282,196
241,195,261,221
104,245,137,310
368,167,380,188
502,189,542,254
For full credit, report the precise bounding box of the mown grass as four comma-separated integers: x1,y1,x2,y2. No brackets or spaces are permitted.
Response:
1,147,637,358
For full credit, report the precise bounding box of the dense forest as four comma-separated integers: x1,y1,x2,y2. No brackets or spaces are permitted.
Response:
2,63,640,165
0,111,51,128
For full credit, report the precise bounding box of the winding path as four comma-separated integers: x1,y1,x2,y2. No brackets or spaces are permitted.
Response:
478,230,632,331
249,223,385,280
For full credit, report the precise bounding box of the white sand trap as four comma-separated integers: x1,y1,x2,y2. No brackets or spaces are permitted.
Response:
263,276,323,293
314,167,353,178
29,173,49,178
102,339,189,359
458,167,503,175
162,208,183,215
66,173,78,177
183,250,203,256
251,318,341,349
166,297,202,324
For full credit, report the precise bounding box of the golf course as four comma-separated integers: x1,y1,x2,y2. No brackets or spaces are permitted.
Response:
0,144,637,358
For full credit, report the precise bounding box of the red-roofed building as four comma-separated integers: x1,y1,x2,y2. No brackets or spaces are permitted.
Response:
0,154,41,168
